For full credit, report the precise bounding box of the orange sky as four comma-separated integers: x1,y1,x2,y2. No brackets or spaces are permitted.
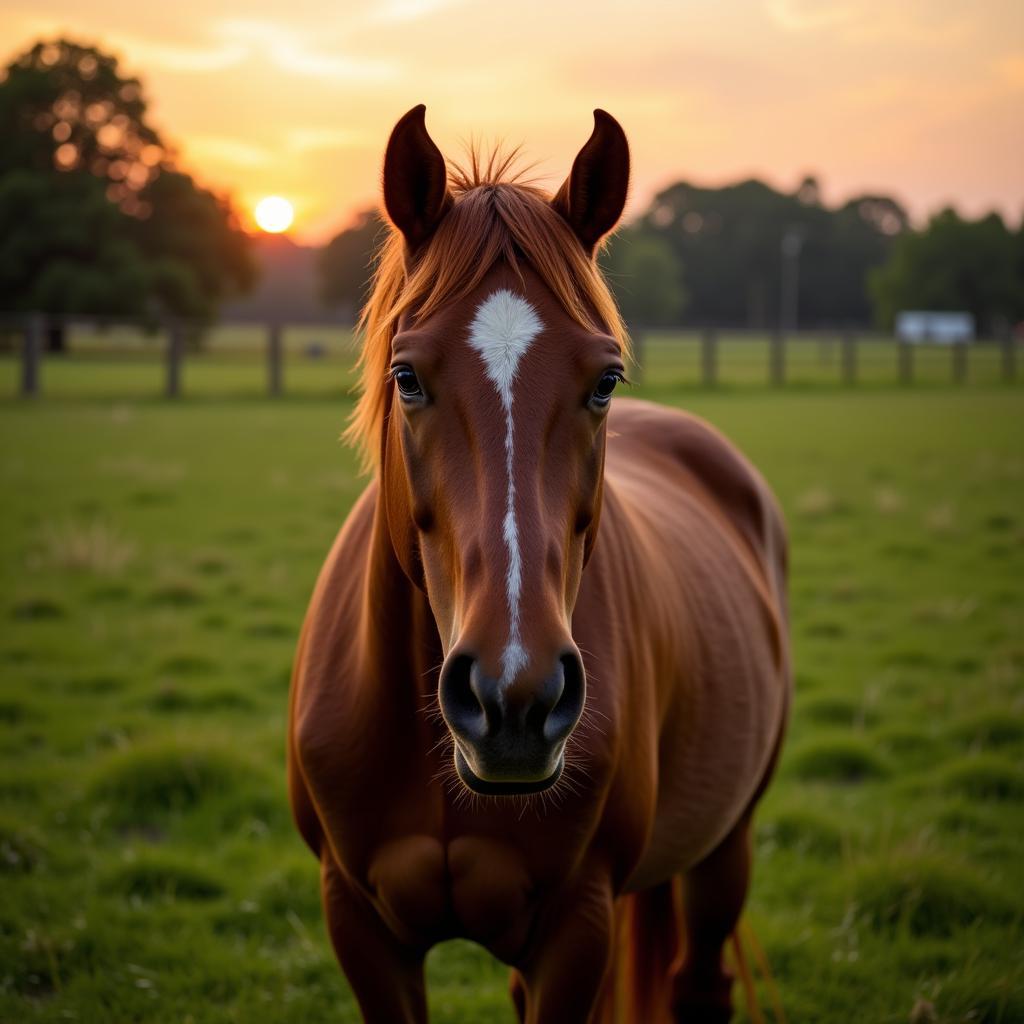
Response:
4,0,1023,243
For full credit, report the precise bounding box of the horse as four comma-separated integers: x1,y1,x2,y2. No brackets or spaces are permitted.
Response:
288,105,790,1024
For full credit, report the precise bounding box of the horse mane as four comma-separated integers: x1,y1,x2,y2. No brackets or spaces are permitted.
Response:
345,145,629,469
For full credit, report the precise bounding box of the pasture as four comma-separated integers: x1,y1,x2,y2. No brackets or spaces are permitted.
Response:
1,362,1022,1021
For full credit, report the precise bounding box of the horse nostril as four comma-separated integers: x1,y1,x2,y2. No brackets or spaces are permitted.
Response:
469,661,504,734
543,652,585,743
526,661,565,733
441,649,584,754
440,653,489,743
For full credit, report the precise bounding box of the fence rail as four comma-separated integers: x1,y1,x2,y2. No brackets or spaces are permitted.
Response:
2,313,357,399
2,314,1020,398
627,324,1019,390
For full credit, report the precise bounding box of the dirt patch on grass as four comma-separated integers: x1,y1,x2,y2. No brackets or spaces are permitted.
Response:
29,520,136,573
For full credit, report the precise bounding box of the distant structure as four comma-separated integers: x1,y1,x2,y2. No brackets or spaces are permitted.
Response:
895,311,974,344
221,234,338,324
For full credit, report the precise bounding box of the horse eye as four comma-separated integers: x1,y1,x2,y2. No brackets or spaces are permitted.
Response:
393,366,423,399
591,371,622,406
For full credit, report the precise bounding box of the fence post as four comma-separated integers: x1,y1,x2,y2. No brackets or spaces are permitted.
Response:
898,339,913,385
840,330,856,385
267,322,283,397
952,342,967,385
21,313,44,397
166,319,184,398
701,327,717,387
1001,326,1016,382
770,328,785,386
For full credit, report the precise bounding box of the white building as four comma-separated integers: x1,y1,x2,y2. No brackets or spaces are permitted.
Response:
895,311,975,344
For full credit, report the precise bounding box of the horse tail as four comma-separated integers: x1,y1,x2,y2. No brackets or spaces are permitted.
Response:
591,883,784,1024
734,920,788,1024
592,879,684,1024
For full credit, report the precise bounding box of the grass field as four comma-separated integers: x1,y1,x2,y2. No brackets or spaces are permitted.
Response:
1,368,1022,1022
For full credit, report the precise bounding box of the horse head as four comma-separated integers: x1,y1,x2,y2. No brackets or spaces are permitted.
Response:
361,105,630,794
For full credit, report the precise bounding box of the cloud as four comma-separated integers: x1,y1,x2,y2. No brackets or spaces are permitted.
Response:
6,14,399,81
763,0,855,32
556,47,802,108
369,0,465,23
762,0,979,44
3,15,248,73
183,135,274,167
212,19,397,81
112,36,247,73
181,127,368,172
285,128,370,153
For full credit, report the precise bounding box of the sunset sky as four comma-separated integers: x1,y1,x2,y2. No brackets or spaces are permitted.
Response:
4,0,1022,243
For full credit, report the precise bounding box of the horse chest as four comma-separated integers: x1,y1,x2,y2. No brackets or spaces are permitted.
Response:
365,835,535,958
446,836,534,956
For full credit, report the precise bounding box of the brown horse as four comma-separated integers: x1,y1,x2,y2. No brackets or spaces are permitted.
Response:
288,105,790,1023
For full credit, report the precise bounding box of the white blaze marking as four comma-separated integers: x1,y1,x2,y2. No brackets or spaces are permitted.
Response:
467,289,543,686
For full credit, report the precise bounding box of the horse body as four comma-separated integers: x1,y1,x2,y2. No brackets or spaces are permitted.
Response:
596,399,789,888
288,107,789,1023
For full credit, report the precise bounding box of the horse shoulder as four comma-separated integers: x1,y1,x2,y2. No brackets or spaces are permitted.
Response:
609,398,787,603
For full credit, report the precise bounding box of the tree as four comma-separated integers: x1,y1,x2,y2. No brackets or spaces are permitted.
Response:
0,39,162,199
769,193,911,329
601,226,687,326
0,170,150,316
0,38,255,348
869,209,1023,335
318,207,385,317
636,177,907,328
132,169,255,322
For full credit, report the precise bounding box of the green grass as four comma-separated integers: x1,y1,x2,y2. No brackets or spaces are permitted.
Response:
1,374,1022,1021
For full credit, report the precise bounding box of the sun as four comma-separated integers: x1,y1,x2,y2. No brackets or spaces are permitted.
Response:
254,196,294,234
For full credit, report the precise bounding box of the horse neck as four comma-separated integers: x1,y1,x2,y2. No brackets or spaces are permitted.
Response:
360,414,444,716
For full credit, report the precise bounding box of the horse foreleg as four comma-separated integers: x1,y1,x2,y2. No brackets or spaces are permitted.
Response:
514,875,615,1024
672,812,752,1024
320,854,428,1024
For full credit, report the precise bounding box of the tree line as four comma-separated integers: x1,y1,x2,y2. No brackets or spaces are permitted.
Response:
321,179,1024,336
2,37,1021,343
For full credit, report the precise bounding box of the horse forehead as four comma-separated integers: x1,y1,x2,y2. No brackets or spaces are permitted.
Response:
466,289,545,391
393,268,614,371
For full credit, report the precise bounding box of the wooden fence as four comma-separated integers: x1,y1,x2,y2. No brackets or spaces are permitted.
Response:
627,324,1017,388
9,313,347,399
5,313,1020,398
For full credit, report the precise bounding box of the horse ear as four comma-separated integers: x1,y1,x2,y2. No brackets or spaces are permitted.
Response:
551,109,630,256
382,104,453,253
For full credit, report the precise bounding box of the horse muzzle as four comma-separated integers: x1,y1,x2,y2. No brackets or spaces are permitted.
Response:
440,650,585,795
